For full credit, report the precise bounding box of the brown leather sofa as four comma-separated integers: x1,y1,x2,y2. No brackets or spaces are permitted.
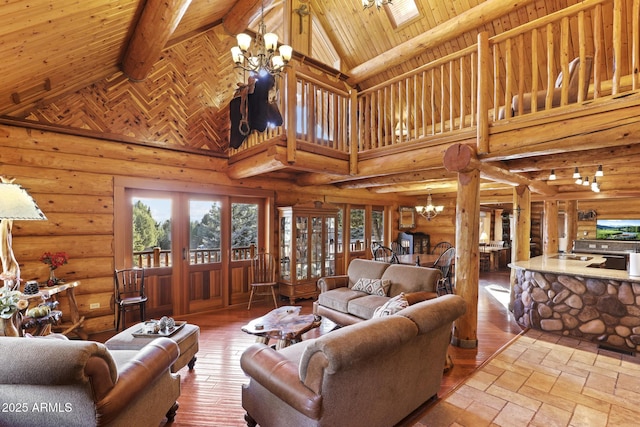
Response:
313,259,442,326
0,336,180,426
241,294,467,427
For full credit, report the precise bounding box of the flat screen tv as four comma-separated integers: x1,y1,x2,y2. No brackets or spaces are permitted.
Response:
596,219,640,241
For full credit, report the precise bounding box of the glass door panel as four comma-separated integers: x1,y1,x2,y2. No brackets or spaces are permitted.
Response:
310,216,323,279
296,216,308,280
187,199,223,313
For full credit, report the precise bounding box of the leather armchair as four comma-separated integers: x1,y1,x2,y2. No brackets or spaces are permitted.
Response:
0,336,180,427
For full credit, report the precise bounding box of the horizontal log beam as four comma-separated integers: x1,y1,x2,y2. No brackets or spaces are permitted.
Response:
444,143,557,196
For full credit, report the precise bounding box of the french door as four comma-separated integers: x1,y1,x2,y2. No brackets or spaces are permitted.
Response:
114,179,271,321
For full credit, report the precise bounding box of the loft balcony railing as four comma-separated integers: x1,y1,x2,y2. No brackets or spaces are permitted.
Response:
231,0,639,161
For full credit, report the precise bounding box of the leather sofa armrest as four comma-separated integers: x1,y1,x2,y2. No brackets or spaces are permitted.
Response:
317,275,349,292
241,343,321,420
96,337,179,425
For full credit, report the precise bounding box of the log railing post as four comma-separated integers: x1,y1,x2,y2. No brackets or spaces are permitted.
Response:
286,66,297,164
349,88,358,175
477,32,490,154
613,0,622,95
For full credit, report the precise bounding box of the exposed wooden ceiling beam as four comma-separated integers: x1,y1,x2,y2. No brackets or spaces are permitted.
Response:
223,0,276,35
346,0,535,85
121,0,192,81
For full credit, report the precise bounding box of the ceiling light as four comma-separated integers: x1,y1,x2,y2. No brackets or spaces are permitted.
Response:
362,0,392,9
583,177,590,186
575,176,582,185
416,193,444,221
549,169,556,180
230,1,292,78
591,177,600,192
595,165,604,177
572,167,580,179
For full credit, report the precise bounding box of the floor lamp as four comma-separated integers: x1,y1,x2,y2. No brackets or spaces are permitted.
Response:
0,177,47,290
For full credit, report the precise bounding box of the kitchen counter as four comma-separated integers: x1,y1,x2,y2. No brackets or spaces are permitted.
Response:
509,253,640,352
510,253,640,282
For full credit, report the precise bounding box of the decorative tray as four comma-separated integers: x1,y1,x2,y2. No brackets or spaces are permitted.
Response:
132,320,186,338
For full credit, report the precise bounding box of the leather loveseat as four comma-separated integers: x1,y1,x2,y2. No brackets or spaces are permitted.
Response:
241,294,466,427
0,336,180,427
313,258,442,326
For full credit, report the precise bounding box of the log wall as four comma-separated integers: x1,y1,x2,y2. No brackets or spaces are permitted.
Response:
2,123,402,335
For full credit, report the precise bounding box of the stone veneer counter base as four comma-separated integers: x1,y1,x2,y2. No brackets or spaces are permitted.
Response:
510,254,640,352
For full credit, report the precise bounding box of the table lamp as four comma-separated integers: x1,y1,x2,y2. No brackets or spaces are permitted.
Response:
0,177,47,289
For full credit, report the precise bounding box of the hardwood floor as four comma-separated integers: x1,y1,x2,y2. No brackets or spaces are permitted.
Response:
92,269,522,426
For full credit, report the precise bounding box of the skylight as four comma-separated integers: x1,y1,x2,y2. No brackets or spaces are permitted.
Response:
385,0,420,29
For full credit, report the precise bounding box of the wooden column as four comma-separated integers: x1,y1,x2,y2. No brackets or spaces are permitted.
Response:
565,200,579,252
443,144,480,348
510,185,531,310
543,200,559,254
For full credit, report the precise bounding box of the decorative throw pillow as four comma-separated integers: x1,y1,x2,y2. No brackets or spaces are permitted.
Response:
373,293,409,317
351,278,391,296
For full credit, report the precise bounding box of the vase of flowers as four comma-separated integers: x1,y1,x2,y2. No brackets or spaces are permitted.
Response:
40,251,69,286
0,288,28,336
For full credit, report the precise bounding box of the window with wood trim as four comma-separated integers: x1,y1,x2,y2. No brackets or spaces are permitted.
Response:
385,0,420,29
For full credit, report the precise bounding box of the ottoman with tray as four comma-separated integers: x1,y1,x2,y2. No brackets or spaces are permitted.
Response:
105,320,200,373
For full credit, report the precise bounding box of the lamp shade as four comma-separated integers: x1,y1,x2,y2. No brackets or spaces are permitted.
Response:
0,183,47,220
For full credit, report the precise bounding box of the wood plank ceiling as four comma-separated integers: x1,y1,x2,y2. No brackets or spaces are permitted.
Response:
0,0,632,202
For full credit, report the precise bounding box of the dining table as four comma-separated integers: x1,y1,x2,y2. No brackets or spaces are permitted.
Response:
396,253,440,267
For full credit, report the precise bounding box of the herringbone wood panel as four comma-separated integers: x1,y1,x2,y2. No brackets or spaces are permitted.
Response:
25,27,238,153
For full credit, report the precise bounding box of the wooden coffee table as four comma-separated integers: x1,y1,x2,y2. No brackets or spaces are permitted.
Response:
242,306,321,349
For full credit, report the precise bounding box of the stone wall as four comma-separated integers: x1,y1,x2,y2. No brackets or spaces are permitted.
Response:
513,269,640,351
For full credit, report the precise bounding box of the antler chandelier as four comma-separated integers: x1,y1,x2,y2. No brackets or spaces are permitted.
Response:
416,193,444,221
362,0,392,9
230,1,292,77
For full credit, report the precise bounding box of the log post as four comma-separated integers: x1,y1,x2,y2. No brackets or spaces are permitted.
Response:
444,144,480,348
510,185,531,310
543,200,559,254
565,200,579,252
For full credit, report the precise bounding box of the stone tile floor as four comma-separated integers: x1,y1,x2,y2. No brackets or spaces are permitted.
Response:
419,329,640,427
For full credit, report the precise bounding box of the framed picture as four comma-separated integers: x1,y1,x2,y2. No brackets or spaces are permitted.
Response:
399,206,415,230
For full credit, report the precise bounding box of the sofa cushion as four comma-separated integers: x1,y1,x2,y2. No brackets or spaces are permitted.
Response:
317,287,367,313
346,259,391,287
347,294,390,319
351,278,391,296
381,264,442,296
373,293,409,317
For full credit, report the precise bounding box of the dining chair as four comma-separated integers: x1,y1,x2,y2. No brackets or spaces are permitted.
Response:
372,245,398,264
433,247,455,295
247,253,279,310
432,241,453,256
114,267,147,331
